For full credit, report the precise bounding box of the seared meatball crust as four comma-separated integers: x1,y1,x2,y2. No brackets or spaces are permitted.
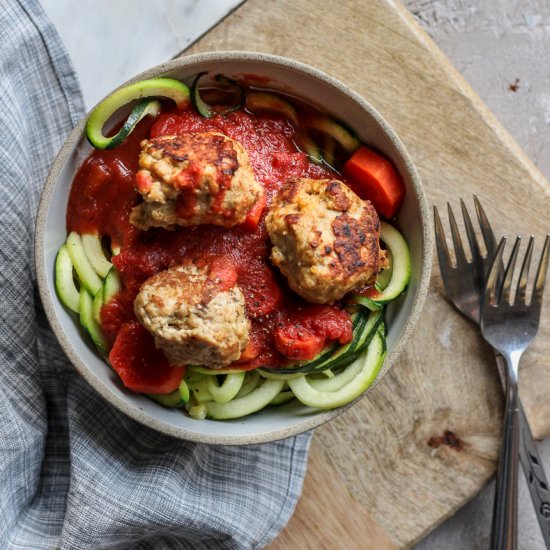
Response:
134,262,249,369
130,132,263,230
266,178,384,304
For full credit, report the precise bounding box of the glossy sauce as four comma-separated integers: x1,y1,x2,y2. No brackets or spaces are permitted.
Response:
68,105,353,369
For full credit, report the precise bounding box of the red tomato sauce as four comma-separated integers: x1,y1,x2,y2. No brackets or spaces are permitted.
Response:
67,105,354,371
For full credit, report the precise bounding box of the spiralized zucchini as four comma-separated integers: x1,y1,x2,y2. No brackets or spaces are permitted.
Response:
57,75,411,419
55,222,409,419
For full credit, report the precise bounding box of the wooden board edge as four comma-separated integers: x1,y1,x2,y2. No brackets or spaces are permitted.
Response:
390,0,550,198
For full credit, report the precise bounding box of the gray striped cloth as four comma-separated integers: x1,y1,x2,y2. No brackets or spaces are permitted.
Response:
0,1,311,548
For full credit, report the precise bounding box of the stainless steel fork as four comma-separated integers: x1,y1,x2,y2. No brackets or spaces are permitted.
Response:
434,197,550,549
481,234,550,550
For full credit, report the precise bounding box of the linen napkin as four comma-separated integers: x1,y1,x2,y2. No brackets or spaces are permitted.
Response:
0,0,311,548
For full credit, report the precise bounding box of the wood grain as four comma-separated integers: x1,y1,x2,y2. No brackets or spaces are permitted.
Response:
270,444,399,550
185,0,550,547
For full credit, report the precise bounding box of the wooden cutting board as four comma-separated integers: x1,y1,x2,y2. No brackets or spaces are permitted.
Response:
186,0,550,547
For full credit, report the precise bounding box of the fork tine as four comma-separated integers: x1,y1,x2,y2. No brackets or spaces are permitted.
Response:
516,236,534,305
532,234,550,307
448,203,468,265
460,198,481,260
485,237,506,305
434,205,453,268
502,237,522,304
473,195,497,257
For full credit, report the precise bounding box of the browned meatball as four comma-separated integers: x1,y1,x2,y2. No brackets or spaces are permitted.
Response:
130,132,263,230
266,178,385,304
133,262,249,369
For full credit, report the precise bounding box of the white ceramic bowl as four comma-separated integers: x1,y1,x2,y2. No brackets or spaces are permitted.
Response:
35,51,432,445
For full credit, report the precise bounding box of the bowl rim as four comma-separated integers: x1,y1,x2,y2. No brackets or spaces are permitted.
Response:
35,50,432,445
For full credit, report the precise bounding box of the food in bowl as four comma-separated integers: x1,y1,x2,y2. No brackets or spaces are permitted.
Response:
54,73,410,420
266,177,385,304
131,132,263,229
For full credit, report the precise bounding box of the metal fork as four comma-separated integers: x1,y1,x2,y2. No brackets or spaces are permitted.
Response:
434,197,550,549
481,234,550,550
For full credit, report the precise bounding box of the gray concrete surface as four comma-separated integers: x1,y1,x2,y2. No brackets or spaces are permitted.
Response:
406,0,550,185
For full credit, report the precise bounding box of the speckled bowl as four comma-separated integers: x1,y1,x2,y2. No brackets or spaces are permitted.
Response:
35,51,432,445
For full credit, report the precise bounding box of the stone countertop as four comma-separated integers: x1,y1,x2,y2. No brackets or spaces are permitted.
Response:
39,0,550,548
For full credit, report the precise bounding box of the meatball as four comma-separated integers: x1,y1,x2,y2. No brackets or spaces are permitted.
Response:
266,178,385,304
134,262,249,369
130,132,263,230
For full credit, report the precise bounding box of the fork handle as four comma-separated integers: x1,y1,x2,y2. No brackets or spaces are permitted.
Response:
519,404,550,547
491,367,520,550
494,352,550,548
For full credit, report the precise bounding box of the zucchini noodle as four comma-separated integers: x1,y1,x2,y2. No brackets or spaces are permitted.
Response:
56,76,411,420
55,222,410,420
